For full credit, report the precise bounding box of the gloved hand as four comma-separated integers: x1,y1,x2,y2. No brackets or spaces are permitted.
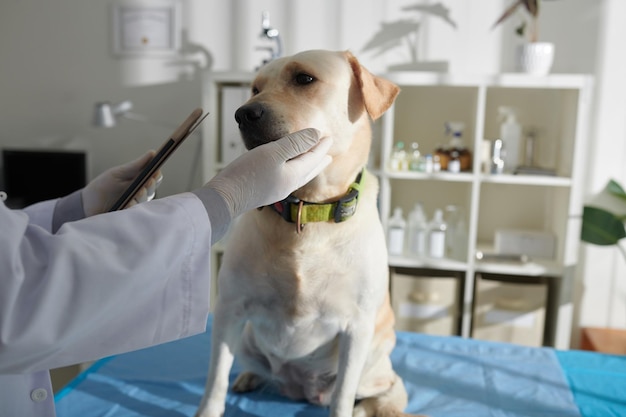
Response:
207,128,333,218
81,151,163,216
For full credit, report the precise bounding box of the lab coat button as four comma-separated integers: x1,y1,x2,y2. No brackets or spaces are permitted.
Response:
31,388,48,402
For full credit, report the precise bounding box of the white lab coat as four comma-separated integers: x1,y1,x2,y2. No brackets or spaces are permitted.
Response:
0,191,221,416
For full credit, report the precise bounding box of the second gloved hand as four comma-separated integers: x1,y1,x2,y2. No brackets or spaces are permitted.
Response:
81,151,163,216
207,128,333,218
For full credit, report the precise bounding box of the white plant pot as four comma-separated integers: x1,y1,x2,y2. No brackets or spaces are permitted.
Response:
516,42,555,76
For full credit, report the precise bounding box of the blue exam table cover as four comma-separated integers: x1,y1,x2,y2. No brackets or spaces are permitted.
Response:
55,318,626,417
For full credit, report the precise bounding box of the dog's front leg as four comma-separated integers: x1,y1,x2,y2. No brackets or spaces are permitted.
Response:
195,306,244,417
330,316,375,417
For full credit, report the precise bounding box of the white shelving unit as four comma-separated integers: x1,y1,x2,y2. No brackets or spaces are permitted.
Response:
201,71,254,308
376,72,593,349
201,70,593,349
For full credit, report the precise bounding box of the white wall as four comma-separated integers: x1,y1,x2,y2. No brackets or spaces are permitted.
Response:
1,0,624,341
575,0,626,335
0,0,205,196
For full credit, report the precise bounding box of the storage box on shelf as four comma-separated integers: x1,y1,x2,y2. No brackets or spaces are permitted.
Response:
472,273,549,347
377,72,593,349
391,267,464,336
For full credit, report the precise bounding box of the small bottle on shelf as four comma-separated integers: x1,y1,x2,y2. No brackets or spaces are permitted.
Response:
444,205,468,261
408,142,422,172
407,203,428,257
434,143,450,171
446,122,472,171
498,106,522,173
389,141,408,171
428,209,447,259
448,150,461,173
490,139,505,175
387,207,406,256
424,154,434,173
433,154,441,172
452,217,468,261
444,205,459,257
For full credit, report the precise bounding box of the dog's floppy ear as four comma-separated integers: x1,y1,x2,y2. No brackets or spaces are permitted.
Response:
346,51,400,121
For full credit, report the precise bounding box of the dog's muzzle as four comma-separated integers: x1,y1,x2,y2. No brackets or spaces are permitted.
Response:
235,102,280,150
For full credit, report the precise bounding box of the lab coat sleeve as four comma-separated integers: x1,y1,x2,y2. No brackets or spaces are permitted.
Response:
20,189,84,233
0,192,214,374
21,199,57,230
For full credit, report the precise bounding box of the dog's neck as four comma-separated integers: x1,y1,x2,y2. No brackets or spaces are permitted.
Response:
295,122,372,203
294,163,364,203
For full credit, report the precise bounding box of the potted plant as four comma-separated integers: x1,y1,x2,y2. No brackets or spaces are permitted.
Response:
581,179,626,260
580,180,626,345
361,2,457,72
492,0,556,75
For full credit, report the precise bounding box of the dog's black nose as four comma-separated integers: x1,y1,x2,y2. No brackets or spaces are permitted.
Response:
235,102,264,127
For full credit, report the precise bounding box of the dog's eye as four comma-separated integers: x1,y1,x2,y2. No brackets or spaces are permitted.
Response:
251,86,260,96
295,73,315,85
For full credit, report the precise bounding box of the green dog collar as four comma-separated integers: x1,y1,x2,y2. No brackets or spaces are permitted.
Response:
269,169,365,233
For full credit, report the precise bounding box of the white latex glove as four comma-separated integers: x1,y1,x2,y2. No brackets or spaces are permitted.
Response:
81,151,163,216
207,128,333,218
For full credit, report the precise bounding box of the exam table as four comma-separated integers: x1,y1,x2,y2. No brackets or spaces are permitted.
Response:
55,318,626,417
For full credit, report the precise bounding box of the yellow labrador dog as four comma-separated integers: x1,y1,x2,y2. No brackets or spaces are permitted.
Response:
196,50,424,417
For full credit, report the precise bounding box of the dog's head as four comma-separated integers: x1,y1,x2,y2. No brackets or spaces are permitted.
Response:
235,50,399,199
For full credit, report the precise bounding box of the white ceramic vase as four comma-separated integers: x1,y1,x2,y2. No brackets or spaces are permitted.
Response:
516,42,555,76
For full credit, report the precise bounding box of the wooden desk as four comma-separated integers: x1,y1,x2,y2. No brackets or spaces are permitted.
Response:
581,327,626,355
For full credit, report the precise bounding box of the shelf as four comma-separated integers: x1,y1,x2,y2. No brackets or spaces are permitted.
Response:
382,72,592,89
385,171,474,182
388,255,468,272
375,72,593,348
385,171,572,187
389,253,561,276
479,173,572,187
474,259,562,277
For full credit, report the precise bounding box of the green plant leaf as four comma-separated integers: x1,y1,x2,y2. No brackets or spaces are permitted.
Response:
581,206,626,245
607,179,626,202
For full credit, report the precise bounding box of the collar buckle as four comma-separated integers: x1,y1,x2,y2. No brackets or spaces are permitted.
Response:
272,195,300,222
333,188,359,223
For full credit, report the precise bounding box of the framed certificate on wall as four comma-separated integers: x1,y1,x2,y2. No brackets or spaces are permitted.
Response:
111,0,181,57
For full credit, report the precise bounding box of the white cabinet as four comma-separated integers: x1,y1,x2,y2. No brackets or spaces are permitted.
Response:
377,73,593,349
201,71,593,349
201,71,254,308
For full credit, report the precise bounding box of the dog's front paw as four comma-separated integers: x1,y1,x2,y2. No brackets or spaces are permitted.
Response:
195,398,226,417
193,406,223,417
232,372,263,393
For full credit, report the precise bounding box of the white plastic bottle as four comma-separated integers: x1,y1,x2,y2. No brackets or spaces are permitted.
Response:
444,205,459,257
387,207,406,256
407,203,428,257
389,141,408,171
428,209,447,259
408,142,421,172
452,218,468,261
498,106,522,173
445,205,468,261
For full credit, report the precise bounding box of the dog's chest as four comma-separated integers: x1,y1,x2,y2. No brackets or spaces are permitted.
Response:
245,313,342,362
226,212,363,293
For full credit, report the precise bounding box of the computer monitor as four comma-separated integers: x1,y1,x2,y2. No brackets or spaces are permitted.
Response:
2,149,87,208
